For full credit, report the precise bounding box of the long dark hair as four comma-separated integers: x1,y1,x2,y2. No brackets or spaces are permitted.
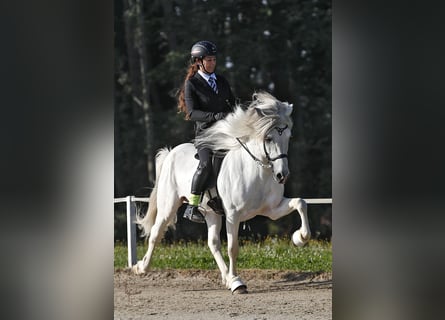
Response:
177,62,199,119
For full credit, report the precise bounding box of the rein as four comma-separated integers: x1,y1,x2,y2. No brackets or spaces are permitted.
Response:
236,125,289,169
236,137,272,168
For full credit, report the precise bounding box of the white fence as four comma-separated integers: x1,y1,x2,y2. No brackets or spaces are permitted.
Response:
114,196,332,268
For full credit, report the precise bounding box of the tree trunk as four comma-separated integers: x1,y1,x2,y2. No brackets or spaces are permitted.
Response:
135,0,155,184
124,0,156,185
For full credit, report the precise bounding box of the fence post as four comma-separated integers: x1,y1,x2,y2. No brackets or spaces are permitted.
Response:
126,196,137,267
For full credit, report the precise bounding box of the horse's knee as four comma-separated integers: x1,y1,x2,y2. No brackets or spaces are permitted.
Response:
294,197,307,211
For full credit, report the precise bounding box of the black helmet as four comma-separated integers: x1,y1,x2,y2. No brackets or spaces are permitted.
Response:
190,40,217,61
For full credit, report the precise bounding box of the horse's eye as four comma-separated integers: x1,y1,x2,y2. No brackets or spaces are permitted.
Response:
265,136,272,143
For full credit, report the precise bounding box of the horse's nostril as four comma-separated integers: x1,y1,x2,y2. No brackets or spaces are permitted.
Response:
275,172,288,184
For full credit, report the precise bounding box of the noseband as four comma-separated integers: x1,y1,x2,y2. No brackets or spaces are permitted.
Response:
236,125,289,169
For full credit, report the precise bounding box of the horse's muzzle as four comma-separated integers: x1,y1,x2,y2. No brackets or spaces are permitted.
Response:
276,172,289,184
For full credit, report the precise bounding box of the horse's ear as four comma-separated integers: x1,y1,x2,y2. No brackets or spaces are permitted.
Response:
284,103,293,116
255,107,266,117
255,107,275,117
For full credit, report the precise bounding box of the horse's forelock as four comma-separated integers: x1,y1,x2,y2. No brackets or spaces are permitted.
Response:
247,93,293,138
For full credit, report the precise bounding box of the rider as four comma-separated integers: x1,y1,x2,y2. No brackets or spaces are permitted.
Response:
177,40,235,223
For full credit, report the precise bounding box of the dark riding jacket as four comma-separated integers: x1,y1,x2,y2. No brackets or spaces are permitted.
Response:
185,73,235,137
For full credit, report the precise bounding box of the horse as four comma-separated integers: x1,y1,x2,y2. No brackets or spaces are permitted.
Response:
132,91,311,293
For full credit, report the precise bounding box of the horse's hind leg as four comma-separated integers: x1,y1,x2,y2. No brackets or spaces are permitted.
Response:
132,205,178,274
132,219,167,274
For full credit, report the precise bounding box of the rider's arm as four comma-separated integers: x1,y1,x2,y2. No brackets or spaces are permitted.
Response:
184,80,222,122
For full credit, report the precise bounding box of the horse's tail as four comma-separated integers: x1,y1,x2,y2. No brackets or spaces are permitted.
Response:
136,147,171,239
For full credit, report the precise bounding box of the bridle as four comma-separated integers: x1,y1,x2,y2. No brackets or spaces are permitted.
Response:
236,125,289,169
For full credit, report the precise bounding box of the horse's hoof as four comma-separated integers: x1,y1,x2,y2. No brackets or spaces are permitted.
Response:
131,263,145,275
232,285,248,294
231,278,248,294
292,229,310,247
131,265,139,274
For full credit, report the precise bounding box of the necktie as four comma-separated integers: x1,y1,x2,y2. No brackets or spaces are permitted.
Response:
208,77,218,94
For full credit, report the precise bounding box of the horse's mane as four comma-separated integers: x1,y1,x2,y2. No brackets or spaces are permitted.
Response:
194,91,293,153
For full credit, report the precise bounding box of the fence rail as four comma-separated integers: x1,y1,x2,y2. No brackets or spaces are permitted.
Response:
114,196,332,268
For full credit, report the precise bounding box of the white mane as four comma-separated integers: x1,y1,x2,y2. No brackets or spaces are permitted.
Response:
194,91,293,152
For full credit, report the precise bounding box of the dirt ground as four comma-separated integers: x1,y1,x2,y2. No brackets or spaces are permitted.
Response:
114,269,332,320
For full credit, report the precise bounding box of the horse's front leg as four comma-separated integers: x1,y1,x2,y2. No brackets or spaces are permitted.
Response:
291,198,311,246
266,197,311,246
205,214,229,286
225,214,248,293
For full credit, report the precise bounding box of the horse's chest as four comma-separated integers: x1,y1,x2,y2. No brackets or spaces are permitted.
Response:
219,161,283,210
253,189,281,208
238,181,282,212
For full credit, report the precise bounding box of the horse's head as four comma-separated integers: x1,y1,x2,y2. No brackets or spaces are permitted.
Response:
262,122,292,183
239,92,293,184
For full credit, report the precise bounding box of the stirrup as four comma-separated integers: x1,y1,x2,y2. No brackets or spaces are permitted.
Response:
183,205,206,223
207,197,225,215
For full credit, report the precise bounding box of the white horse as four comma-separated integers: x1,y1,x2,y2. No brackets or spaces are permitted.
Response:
132,91,311,293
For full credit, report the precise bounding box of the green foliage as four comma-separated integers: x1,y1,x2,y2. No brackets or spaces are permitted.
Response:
114,237,332,272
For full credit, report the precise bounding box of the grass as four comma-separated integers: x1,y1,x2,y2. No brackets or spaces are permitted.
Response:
114,237,331,273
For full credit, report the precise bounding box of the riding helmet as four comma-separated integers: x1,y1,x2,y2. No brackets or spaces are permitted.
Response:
190,40,217,61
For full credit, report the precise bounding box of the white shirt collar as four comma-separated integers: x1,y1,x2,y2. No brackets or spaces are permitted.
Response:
198,70,217,81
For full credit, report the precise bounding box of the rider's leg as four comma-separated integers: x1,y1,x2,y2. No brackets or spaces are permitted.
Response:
183,148,212,223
